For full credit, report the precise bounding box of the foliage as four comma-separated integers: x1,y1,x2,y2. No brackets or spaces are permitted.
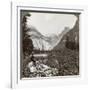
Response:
21,11,34,77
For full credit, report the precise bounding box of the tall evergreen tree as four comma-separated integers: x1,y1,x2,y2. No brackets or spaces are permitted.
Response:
21,11,33,58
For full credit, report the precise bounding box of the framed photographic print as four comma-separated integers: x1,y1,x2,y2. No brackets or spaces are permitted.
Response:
11,1,87,88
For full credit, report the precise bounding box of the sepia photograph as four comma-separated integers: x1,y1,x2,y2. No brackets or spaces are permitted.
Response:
20,10,80,78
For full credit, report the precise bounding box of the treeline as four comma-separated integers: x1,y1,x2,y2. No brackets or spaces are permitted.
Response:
33,49,62,54
21,11,34,77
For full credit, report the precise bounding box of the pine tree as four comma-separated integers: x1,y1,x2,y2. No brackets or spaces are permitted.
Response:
21,11,33,58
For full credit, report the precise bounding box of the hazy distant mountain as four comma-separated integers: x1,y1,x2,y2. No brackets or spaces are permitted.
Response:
26,26,61,50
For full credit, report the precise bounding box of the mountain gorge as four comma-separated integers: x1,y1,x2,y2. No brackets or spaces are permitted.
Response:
26,26,71,51
26,26,60,50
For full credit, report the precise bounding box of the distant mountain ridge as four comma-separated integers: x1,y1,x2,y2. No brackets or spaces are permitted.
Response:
26,26,71,51
26,26,59,50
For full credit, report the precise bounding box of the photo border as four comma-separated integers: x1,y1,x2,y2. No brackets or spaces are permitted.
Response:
11,1,88,88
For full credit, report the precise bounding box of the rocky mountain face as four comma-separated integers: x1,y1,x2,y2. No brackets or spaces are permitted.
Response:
25,26,71,51
26,26,61,50
54,18,79,50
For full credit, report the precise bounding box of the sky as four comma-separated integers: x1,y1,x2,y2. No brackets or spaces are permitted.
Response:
26,12,77,36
